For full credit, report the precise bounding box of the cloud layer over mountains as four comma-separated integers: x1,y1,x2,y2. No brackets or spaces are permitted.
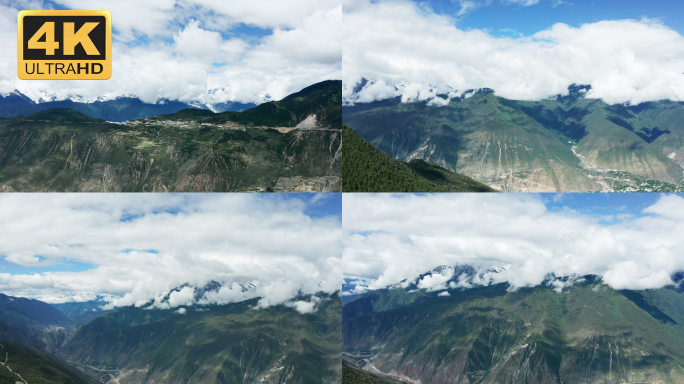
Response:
343,194,684,292
343,0,684,105
1,0,341,104
0,194,341,313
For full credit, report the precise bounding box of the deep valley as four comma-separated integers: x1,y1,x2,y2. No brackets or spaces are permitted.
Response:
343,86,684,192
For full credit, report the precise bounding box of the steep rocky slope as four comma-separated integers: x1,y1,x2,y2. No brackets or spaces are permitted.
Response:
343,88,684,192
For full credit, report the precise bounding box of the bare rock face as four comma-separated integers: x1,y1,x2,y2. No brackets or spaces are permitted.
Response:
295,114,319,129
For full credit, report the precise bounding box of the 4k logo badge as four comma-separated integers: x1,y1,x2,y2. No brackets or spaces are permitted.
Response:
17,10,111,80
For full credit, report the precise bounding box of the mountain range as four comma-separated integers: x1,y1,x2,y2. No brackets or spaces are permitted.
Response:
0,80,341,192
0,282,342,383
343,266,684,383
0,90,256,122
343,85,684,192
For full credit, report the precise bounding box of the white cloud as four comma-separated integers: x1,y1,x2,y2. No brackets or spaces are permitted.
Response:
0,0,341,104
546,275,585,293
53,0,180,42
174,20,240,60
603,262,673,290
167,286,195,307
288,301,316,313
504,0,541,5
285,296,322,314
197,282,253,305
0,194,341,312
343,0,684,105
176,307,187,314
449,273,473,289
643,194,684,220
343,194,684,292
437,291,450,297
343,283,369,296
177,0,341,31
417,267,454,291
456,1,479,16
455,0,540,17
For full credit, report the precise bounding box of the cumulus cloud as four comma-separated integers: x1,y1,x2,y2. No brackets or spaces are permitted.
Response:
173,20,245,60
342,276,371,296
417,267,454,292
343,0,684,105
168,287,195,307
546,275,586,293
449,273,474,289
197,282,254,306
343,286,368,296
343,194,684,292
0,194,341,312
0,0,341,104
285,295,322,314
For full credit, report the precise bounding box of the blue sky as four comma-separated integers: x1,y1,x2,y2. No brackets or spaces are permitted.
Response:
543,192,664,223
0,257,95,275
259,193,342,219
426,0,684,36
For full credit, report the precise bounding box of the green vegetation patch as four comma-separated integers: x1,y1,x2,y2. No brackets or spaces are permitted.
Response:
0,342,98,384
342,362,405,384
342,125,495,192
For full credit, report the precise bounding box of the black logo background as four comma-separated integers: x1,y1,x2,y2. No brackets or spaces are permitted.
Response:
22,15,106,60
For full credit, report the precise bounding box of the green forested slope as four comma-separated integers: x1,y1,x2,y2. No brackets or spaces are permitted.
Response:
0,342,98,384
407,159,496,192
342,362,404,384
342,125,495,192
